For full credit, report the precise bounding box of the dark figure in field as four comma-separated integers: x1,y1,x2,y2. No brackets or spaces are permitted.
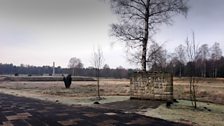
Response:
63,74,72,88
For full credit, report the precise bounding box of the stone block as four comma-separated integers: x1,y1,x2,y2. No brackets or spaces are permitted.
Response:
130,72,173,101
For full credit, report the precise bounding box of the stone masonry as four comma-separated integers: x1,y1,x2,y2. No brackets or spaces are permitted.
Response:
130,72,173,101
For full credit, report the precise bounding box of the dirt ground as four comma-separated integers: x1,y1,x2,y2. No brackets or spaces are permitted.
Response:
0,76,224,126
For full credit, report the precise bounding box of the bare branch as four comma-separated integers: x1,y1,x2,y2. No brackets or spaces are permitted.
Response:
109,0,188,71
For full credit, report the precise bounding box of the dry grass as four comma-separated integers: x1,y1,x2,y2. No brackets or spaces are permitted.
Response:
0,77,224,104
0,78,130,97
140,100,224,126
173,77,224,104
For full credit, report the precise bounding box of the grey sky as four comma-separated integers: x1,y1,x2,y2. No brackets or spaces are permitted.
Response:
156,0,224,50
0,0,224,68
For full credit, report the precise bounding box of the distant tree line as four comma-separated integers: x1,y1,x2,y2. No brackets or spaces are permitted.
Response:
147,41,224,78
2,57,224,78
168,56,224,78
0,63,134,79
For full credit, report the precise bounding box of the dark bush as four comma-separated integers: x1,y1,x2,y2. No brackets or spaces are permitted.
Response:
63,74,72,88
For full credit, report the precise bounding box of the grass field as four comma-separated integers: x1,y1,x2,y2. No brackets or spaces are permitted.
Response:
0,76,224,125
1,76,223,104
173,77,224,104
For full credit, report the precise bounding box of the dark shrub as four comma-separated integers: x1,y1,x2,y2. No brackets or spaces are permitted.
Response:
63,74,72,88
166,101,173,108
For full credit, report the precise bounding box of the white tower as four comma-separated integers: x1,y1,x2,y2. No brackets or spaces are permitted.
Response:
53,62,55,76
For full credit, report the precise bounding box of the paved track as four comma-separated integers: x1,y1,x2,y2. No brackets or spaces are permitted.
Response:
0,93,188,126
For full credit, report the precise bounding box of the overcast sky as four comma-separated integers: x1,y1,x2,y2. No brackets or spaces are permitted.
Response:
0,0,224,68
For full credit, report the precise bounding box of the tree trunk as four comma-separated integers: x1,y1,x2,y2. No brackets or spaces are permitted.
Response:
203,62,206,77
97,69,100,99
141,1,149,72
192,81,197,109
179,66,182,78
142,41,147,72
189,76,193,104
215,68,217,78
72,68,75,76
213,67,217,78
190,63,197,109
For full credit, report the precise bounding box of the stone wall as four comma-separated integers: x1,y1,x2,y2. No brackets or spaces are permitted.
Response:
130,72,173,101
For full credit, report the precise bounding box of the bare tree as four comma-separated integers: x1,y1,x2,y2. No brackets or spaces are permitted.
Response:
168,54,179,74
102,64,110,78
185,32,199,109
210,42,222,78
103,64,110,69
109,0,188,71
147,42,167,72
92,47,104,99
175,44,186,77
196,44,209,77
68,57,83,76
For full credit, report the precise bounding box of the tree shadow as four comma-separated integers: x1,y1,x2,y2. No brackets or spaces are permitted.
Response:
99,99,165,112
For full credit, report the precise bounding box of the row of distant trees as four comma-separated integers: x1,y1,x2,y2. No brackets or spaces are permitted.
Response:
0,63,133,79
148,41,223,78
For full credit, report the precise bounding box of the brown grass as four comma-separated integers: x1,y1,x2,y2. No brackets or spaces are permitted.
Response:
0,76,224,104
173,77,224,104
0,78,130,97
